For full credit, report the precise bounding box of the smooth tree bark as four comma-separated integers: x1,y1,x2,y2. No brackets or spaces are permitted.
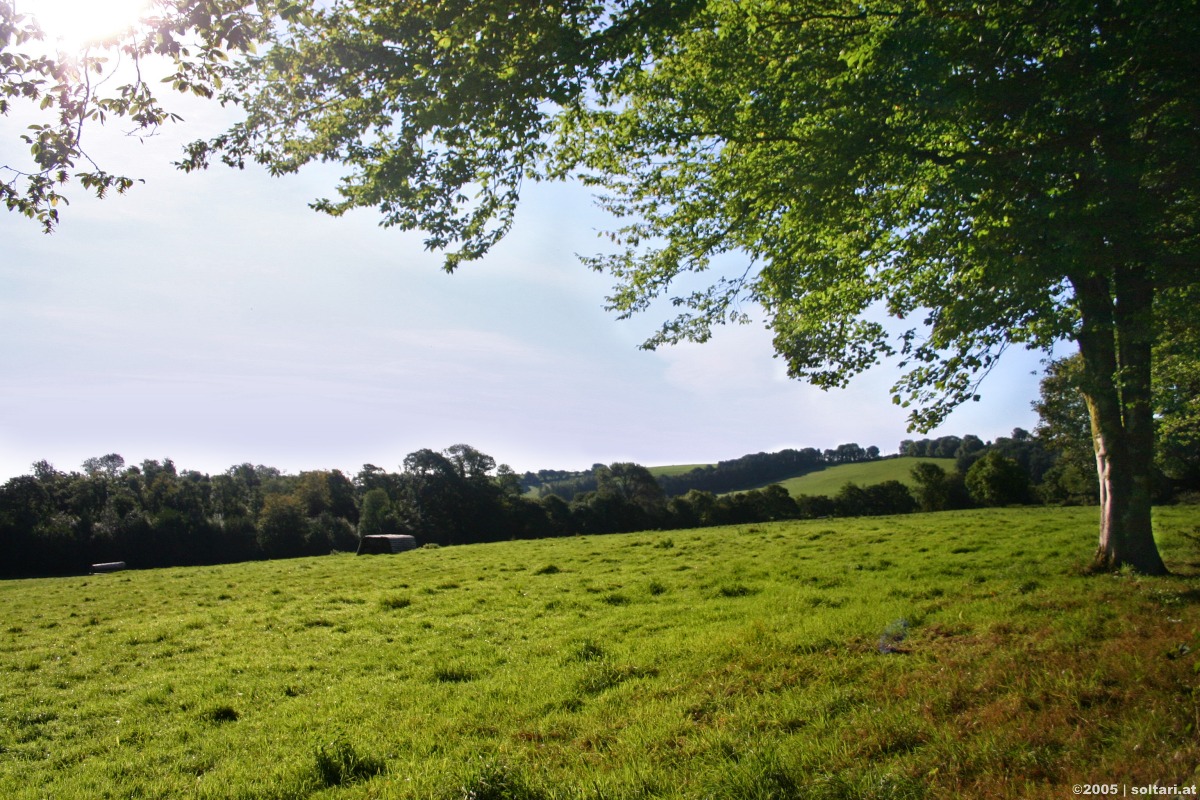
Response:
1072,270,1166,574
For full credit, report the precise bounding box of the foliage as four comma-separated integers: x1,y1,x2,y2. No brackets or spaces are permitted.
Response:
188,0,1200,572
965,452,1031,508
357,487,392,538
908,462,970,514
0,0,269,230
6,1,1197,572
525,444,873,500
4,423,1192,577
1154,286,1200,487
174,0,1197,427
1033,355,1102,505
1,507,1199,798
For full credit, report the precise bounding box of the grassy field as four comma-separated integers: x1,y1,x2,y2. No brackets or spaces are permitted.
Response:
764,457,960,497
2,506,1199,799
646,463,714,478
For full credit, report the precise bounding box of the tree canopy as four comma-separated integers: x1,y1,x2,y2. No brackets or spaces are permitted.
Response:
6,0,1198,571
0,0,265,229
195,0,1200,572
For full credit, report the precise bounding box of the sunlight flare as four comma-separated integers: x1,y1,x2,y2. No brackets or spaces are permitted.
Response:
22,0,152,49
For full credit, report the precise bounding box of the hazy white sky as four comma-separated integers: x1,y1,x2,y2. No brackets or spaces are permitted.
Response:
0,74,1050,482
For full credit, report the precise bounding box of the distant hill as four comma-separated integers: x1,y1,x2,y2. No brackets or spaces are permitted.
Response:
524,445,894,500
764,456,958,497
646,463,713,478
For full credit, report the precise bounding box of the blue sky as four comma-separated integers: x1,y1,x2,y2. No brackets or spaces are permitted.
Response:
0,72,1050,482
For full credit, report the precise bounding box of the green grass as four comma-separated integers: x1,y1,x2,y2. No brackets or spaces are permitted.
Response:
2,507,1199,799
646,463,714,478
766,456,959,496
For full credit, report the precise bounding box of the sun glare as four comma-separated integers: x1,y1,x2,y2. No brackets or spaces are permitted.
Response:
24,0,152,49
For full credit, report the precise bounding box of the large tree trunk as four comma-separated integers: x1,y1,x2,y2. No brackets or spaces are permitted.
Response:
1072,270,1167,575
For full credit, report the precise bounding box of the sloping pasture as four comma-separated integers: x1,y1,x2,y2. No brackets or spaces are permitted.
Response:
2,507,1198,799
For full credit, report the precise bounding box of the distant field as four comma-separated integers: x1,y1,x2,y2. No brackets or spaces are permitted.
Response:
646,463,713,477
3,507,1199,799
767,456,959,497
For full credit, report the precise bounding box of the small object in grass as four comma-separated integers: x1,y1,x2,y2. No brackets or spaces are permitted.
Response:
1165,643,1191,660
878,618,911,654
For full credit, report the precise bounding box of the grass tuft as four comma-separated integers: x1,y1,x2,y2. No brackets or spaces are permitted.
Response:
203,705,239,724
432,665,476,683
460,757,546,800
379,594,412,610
312,735,385,788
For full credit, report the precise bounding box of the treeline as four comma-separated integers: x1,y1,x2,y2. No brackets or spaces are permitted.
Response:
521,443,881,501
4,424,1197,578
0,445,924,579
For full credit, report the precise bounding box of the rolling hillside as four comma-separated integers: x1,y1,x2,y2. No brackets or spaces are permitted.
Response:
646,463,714,478
762,456,958,497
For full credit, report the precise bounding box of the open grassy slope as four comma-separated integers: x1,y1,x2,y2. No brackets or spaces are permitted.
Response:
2,507,1199,799
767,457,959,497
646,463,714,478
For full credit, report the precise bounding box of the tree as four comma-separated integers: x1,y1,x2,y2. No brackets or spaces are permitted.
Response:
1033,355,1096,494
176,2,1193,572
16,2,1198,572
256,493,306,558
81,453,126,478
1151,287,1200,490
1,0,268,229
357,487,392,539
597,462,666,517
965,452,1031,509
910,462,953,513
397,445,507,544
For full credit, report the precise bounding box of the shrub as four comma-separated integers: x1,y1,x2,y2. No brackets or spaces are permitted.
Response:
966,452,1031,506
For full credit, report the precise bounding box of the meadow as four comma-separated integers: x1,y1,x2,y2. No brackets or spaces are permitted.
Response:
2,506,1198,799
763,457,959,498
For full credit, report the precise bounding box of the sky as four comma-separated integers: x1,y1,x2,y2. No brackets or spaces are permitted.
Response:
0,43,1053,483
